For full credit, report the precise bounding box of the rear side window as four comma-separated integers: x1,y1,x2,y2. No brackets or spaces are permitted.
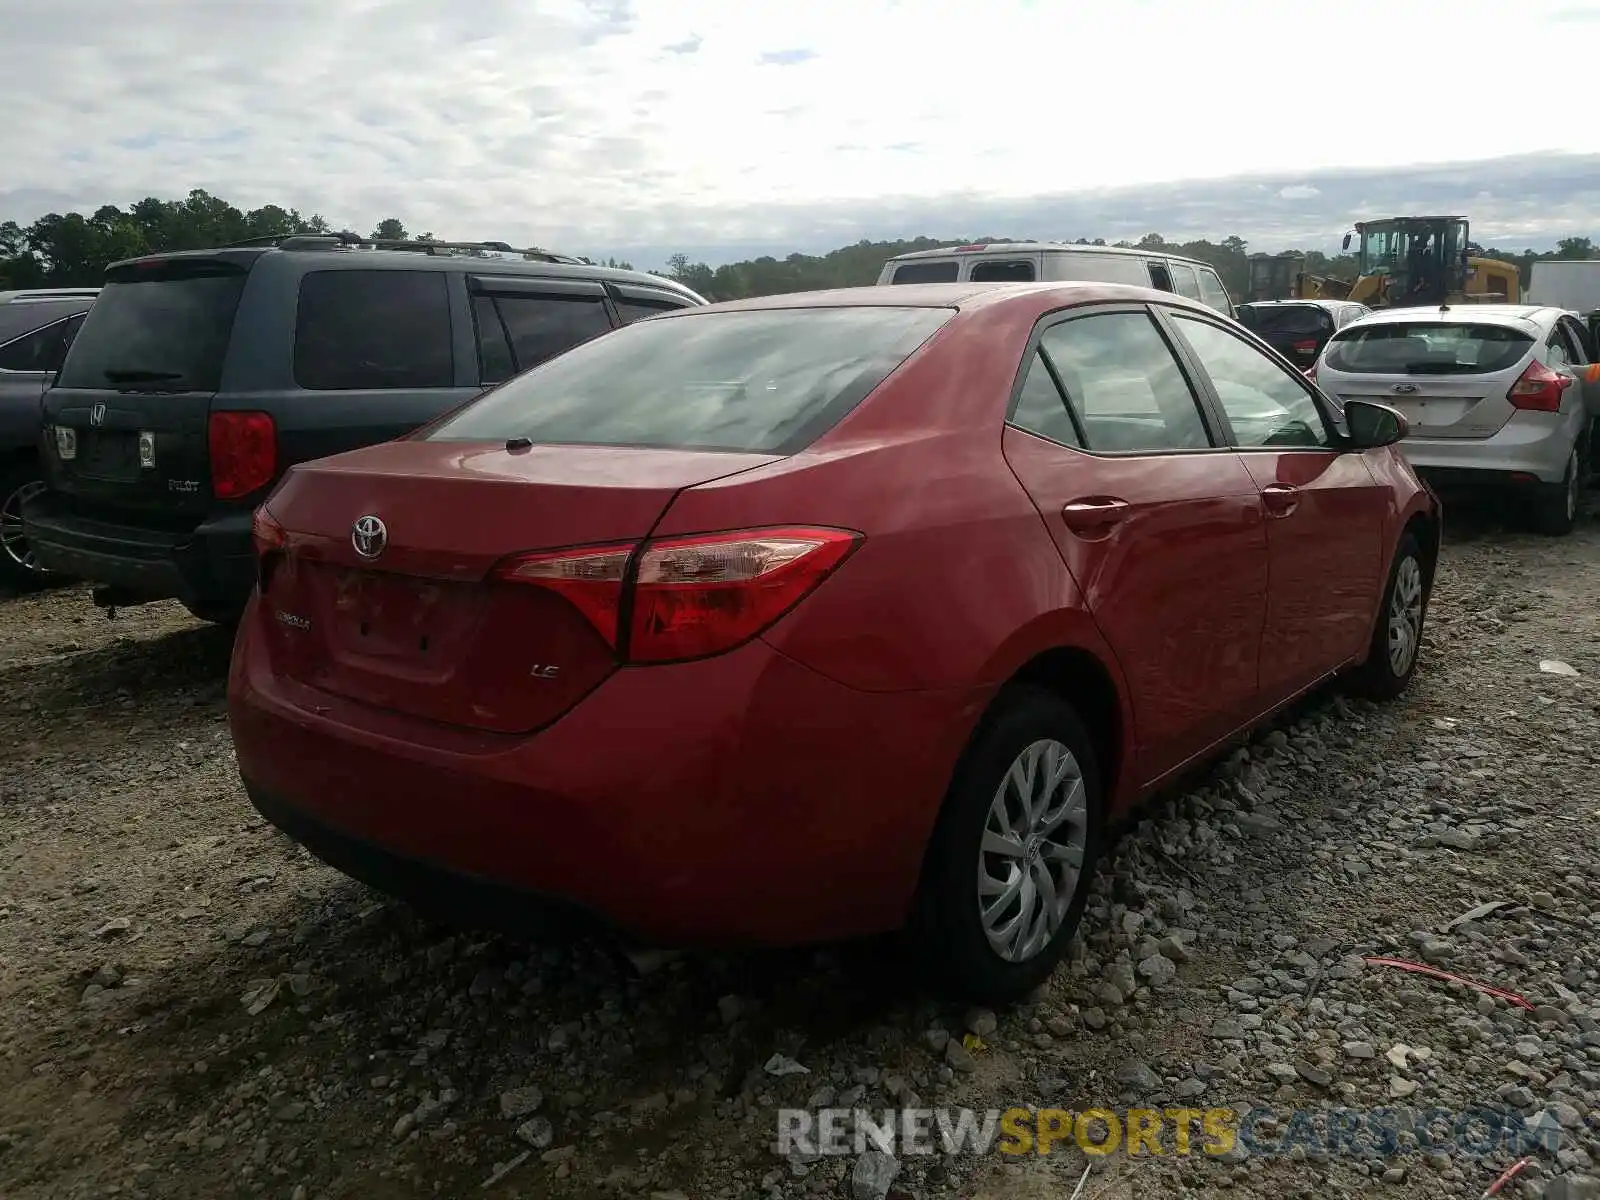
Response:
1147,262,1174,292
1197,269,1232,314
0,319,69,372
294,270,452,391
428,306,953,455
891,261,959,284
616,297,690,324
493,294,613,381
1324,322,1535,375
970,260,1036,282
58,262,245,392
1044,254,1152,285
1009,351,1082,446
1169,263,1202,300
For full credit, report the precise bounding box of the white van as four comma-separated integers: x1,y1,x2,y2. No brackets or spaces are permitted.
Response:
876,242,1236,318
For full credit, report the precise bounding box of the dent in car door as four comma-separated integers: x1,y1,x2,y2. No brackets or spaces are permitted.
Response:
999,305,1269,785
1160,308,1387,703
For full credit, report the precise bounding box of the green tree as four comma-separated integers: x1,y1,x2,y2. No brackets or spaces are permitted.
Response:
371,218,409,241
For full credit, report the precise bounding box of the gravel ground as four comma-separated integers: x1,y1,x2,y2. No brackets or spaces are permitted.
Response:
2,508,1599,1200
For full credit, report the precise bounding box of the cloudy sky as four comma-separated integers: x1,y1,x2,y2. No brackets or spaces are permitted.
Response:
3,0,1599,267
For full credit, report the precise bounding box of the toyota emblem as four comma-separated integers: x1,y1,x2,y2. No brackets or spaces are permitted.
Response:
351,514,387,559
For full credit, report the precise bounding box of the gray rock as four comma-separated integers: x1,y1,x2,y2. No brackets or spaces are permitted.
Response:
1343,1041,1375,1059
1115,1060,1162,1093
850,1150,899,1200
500,1086,543,1119
944,1039,977,1074
1136,954,1177,987
516,1117,553,1149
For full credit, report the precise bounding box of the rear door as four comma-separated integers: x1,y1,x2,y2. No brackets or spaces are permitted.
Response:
998,303,1269,784
1160,307,1389,702
1318,318,1538,439
1552,314,1600,421
43,258,247,519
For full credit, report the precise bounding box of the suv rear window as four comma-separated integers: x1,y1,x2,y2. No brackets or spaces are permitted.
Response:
427,306,953,454
1324,321,1535,375
1240,305,1333,335
970,260,1035,282
57,262,245,392
294,270,453,390
891,261,959,284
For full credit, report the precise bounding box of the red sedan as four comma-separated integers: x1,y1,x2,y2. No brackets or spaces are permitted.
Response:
228,282,1439,1002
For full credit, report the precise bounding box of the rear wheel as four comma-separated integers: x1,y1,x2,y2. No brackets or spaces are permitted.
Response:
907,687,1103,1004
1345,532,1425,701
1527,444,1584,536
0,461,51,591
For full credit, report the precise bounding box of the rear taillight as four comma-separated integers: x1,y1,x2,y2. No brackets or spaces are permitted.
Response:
1292,339,1318,354
250,505,285,557
210,411,277,500
493,526,861,664
1508,361,1572,413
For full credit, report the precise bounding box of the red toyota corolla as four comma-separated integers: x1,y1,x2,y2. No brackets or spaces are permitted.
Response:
229,282,1438,1002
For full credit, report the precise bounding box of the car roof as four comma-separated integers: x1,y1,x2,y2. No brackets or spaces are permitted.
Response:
1343,304,1562,333
885,242,1220,270
102,246,705,302
658,280,1216,317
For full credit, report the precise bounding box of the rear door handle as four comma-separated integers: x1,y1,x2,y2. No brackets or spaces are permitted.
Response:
1061,496,1131,536
1262,484,1300,518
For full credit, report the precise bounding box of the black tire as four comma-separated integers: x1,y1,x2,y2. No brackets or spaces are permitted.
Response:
1344,532,1426,701
0,459,53,591
1527,443,1584,536
906,686,1104,1004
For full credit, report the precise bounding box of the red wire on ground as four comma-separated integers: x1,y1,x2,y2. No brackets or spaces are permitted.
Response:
1481,1156,1531,1198
1360,956,1536,1011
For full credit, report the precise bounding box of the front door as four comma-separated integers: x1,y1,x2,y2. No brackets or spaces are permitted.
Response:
1159,308,1389,704
1000,304,1270,784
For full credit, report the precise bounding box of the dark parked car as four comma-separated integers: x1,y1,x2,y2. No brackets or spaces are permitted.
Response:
24,236,706,622
229,281,1439,1002
1237,299,1370,371
0,288,97,586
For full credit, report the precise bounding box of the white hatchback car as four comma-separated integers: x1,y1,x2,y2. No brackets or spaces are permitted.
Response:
1313,305,1600,535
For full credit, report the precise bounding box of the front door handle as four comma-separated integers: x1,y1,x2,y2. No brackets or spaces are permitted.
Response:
1061,496,1131,536
1262,484,1300,518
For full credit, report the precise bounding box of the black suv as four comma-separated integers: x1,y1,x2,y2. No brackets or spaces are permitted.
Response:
0,288,98,587
24,236,706,621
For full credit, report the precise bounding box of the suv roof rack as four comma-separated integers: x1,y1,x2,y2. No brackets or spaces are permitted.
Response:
1,287,101,303
221,231,586,264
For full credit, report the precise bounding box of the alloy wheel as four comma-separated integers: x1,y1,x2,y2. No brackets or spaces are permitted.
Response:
1386,555,1424,676
0,479,47,576
976,738,1089,963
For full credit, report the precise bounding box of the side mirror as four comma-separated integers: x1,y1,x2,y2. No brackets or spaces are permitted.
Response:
1342,232,1353,251
1343,399,1408,449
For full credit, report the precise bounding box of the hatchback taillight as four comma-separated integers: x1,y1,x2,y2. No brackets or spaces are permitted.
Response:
492,526,862,664
210,411,277,500
1507,361,1571,413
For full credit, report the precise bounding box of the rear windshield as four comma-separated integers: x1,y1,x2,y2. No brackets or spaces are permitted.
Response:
891,261,959,284
1239,305,1332,336
425,306,953,454
1324,321,1534,375
57,261,245,392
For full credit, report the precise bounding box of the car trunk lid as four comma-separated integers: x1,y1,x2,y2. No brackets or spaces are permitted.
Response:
257,440,780,733
42,257,249,517
1320,318,1535,439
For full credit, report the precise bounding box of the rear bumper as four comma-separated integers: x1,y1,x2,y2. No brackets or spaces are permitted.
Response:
21,491,254,607
1401,412,1581,487
227,596,986,947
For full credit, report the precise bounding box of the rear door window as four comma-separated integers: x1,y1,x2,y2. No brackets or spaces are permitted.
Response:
890,261,960,284
294,270,453,391
970,259,1036,282
1146,261,1174,292
1324,321,1535,375
615,296,693,324
58,261,246,392
495,294,613,373
427,306,953,454
1037,311,1214,452
1008,350,1083,446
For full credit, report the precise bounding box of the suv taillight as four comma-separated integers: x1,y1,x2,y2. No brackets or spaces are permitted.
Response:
1508,361,1571,413
492,526,861,664
209,411,277,500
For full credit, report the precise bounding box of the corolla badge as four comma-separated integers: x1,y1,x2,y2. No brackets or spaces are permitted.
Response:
1392,383,1419,394
351,514,387,559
